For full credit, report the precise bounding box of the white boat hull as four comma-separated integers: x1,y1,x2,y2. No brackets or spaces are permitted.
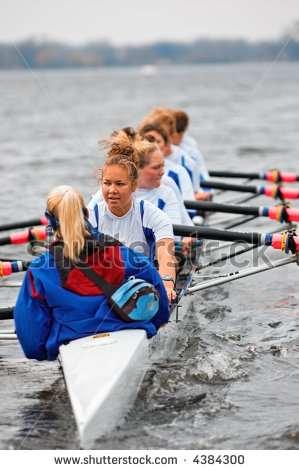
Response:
59,329,148,448
59,270,194,448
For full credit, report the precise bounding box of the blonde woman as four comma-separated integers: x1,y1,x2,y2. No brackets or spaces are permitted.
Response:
14,185,169,361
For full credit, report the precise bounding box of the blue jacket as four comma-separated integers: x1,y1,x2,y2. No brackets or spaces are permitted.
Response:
14,244,169,361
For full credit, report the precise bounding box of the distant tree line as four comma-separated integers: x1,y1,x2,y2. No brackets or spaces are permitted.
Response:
1,36,299,69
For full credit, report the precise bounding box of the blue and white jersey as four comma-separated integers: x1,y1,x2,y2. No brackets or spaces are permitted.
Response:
164,157,195,201
88,196,173,260
168,144,200,192
135,184,187,225
161,176,194,226
181,135,209,181
88,189,103,209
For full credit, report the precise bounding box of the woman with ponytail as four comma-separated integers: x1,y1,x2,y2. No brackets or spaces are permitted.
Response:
88,130,177,302
14,185,169,361
89,128,194,254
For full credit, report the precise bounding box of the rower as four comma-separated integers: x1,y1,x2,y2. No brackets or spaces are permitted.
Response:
170,108,213,202
89,128,195,257
138,121,195,201
171,109,210,181
136,138,191,222
149,108,200,188
133,131,195,254
14,185,169,361
89,127,195,227
143,108,212,202
88,130,177,302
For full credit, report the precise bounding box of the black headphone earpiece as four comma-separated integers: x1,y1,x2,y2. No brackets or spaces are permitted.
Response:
83,207,89,218
45,209,60,231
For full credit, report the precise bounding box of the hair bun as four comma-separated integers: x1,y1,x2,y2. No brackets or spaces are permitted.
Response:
103,129,140,166
109,142,135,159
122,127,136,139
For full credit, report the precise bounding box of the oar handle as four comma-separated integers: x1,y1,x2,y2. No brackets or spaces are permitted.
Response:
264,171,299,183
262,186,299,200
201,181,299,200
0,261,29,276
209,170,299,183
209,170,260,179
0,227,46,246
265,233,299,252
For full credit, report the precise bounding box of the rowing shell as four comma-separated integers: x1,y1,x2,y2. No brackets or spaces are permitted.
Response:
59,262,196,448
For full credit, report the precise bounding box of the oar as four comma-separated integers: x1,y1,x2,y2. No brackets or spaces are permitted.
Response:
209,170,299,183
174,224,260,244
0,307,14,320
187,255,297,294
0,260,29,277
1,256,297,323
184,200,299,223
1,257,23,262
1,226,297,321
173,224,299,253
199,222,293,267
0,227,46,246
0,216,47,232
200,180,299,200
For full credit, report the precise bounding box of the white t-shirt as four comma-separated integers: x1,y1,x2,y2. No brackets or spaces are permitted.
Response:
164,157,195,201
88,196,173,258
181,134,209,181
168,144,200,192
161,176,194,226
135,184,185,225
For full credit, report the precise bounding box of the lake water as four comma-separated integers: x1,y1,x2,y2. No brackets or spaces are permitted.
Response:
0,63,299,450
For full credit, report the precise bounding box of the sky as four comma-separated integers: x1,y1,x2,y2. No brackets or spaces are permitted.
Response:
1,0,299,45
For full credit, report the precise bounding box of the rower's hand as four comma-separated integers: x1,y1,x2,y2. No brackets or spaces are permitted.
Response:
163,280,177,303
182,236,193,254
195,191,213,201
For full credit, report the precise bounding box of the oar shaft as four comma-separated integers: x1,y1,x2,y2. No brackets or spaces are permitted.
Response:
0,217,47,232
201,180,259,194
209,170,260,179
0,307,14,320
184,200,259,216
184,200,299,223
201,180,299,200
173,224,299,250
173,224,261,245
